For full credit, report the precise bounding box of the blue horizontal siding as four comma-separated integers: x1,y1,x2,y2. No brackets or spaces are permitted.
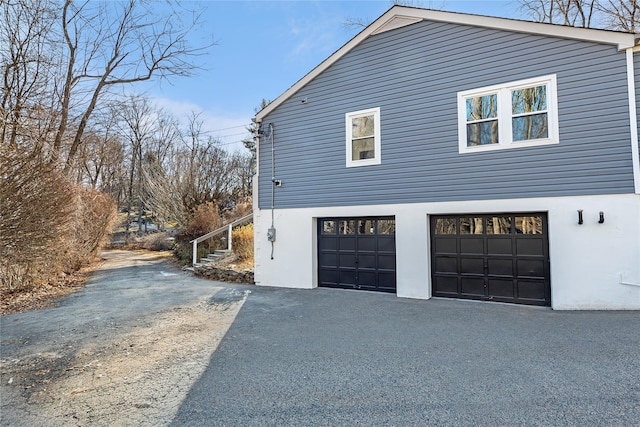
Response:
258,20,637,209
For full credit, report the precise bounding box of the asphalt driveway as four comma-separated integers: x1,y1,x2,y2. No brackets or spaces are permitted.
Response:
172,287,640,426
2,251,639,426
0,250,249,426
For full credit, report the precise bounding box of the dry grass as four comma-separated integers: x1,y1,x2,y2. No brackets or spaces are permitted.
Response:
232,223,253,262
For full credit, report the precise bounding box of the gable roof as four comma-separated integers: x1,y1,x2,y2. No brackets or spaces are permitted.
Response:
255,5,638,121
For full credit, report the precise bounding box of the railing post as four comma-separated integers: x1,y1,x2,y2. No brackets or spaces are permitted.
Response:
192,239,198,266
228,224,233,251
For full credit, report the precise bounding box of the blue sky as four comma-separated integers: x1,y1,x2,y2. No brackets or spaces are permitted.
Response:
143,1,521,151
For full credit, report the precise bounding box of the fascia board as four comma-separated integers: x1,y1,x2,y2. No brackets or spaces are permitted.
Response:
401,7,636,50
255,6,637,121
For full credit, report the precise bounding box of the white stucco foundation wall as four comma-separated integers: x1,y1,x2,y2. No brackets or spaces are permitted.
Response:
253,194,640,310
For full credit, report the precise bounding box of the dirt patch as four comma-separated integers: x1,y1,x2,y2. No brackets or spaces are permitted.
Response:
1,291,249,426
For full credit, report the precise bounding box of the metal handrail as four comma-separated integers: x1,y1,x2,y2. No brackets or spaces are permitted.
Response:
190,213,253,266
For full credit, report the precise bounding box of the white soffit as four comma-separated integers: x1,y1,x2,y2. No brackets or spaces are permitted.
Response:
371,15,423,35
256,6,637,121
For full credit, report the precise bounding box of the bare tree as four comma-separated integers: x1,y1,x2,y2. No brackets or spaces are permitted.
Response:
1,0,58,154
47,0,211,172
598,0,639,31
115,96,158,234
517,0,639,30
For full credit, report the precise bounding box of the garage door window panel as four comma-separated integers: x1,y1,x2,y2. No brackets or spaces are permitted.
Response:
460,217,483,234
516,216,543,234
322,220,337,234
339,220,355,234
487,217,512,234
434,218,457,234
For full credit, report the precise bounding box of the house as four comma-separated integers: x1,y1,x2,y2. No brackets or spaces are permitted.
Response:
252,6,640,310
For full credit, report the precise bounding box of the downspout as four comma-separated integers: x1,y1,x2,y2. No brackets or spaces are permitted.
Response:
269,123,276,260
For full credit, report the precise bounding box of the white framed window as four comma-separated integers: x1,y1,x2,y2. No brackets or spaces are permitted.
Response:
346,107,381,167
457,75,559,154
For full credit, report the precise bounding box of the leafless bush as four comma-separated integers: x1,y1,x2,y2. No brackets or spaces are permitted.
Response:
0,149,75,291
224,198,253,222
178,202,223,242
0,149,117,292
173,202,224,263
141,232,174,251
63,188,117,272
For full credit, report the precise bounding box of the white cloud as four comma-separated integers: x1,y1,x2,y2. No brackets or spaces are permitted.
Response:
151,97,253,153
286,13,346,63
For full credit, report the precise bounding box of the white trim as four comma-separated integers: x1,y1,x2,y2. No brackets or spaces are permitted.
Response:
255,6,635,121
345,107,381,167
371,15,423,35
626,49,640,194
398,7,635,50
457,75,559,154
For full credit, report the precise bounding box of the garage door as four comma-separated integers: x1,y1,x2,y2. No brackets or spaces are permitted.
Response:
318,217,396,293
431,213,550,306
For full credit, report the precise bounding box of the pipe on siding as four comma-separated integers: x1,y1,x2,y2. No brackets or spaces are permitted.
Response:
269,123,275,260
619,273,640,287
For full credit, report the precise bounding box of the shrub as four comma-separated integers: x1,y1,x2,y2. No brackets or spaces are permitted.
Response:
178,202,222,242
0,149,117,292
64,188,117,272
0,150,75,291
174,202,224,264
140,232,174,251
232,223,254,261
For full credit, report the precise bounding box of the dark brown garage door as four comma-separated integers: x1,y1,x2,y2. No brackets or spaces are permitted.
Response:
431,213,551,306
318,217,396,293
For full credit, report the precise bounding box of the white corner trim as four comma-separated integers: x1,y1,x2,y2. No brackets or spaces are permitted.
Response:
255,6,635,122
626,49,640,194
371,15,423,35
